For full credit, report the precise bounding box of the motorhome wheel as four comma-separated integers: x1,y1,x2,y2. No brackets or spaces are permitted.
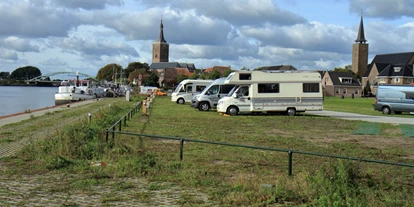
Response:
198,102,210,111
287,108,296,116
177,98,185,104
227,106,239,116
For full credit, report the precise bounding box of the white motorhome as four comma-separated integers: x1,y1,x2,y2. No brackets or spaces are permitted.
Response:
171,79,212,104
217,70,323,116
191,78,235,111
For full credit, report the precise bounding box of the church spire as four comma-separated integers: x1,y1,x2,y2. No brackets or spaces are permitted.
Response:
157,20,167,43
355,14,367,44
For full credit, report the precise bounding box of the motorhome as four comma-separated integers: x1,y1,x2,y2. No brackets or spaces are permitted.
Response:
191,78,235,111
171,79,212,104
373,84,414,114
216,70,323,116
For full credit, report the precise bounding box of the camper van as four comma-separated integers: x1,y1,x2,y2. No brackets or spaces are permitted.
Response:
191,78,235,111
373,84,414,114
171,79,212,104
216,71,323,116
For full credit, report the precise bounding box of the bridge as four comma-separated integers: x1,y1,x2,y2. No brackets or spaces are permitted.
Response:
26,72,97,86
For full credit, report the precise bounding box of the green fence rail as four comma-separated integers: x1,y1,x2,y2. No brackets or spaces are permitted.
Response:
109,130,414,176
105,101,142,144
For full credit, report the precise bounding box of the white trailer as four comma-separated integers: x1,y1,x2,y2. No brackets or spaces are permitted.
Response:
216,70,323,116
171,79,212,104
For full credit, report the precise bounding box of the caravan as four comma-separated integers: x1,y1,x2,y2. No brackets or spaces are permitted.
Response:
217,71,323,116
171,79,212,104
191,78,235,111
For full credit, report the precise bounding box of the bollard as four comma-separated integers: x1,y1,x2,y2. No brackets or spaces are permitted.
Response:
88,113,92,124
142,100,147,115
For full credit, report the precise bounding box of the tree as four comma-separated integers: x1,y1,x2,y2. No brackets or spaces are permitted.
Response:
189,72,199,79
0,72,10,79
333,65,352,73
124,62,149,80
363,81,372,97
208,69,221,80
96,63,122,81
221,70,233,77
177,74,189,83
142,71,159,87
11,66,41,80
240,67,249,71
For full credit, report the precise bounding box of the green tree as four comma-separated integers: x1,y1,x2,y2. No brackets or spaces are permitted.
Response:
96,63,122,81
208,69,221,80
240,67,249,71
11,66,41,80
333,65,352,73
221,70,233,77
177,74,189,83
0,72,10,79
124,62,149,80
142,71,159,87
189,72,199,79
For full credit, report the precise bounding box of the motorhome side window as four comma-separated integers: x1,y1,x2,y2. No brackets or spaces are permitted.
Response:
303,83,319,93
406,92,414,99
186,85,193,92
258,84,279,93
207,85,219,94
239,74,251,80
196,85,205,92
221,85,235,94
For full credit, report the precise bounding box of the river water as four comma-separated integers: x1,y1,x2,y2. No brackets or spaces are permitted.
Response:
0,86,58,116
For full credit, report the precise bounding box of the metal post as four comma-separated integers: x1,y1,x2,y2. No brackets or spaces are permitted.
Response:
88,113,91,124
180,139,184,161
119,121,122,132
105,129,109,143
288,151,293,176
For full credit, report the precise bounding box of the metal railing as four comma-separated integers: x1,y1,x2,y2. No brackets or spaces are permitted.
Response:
108,130,414,176
106,101,142,144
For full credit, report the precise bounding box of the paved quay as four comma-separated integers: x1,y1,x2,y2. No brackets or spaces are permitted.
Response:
307,110,414,125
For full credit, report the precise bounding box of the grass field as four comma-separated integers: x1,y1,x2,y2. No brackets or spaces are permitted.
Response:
1,95,414,206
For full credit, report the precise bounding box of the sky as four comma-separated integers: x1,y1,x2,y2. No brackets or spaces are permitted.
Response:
0,0,414,78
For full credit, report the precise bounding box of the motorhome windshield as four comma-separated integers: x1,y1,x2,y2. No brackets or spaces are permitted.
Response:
226,85,238,97
173,83,183,93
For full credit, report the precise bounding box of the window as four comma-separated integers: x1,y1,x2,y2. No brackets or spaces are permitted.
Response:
237,86,249,96
186,85,192,92
196,85,205,92
239,73,251,80
303,83,319,93
355,88,359,94
340,78,352,84
221,85,235,94
380,78,386,83
258,84,279,93
335,88,340,94
407,78,413,83
207,85,219,95
394,77,400,83
343,88,347,94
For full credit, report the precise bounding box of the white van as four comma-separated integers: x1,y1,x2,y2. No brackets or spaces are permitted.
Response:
373,84,414,114
191,78,235,111
171,79,212,104
217,71,323,116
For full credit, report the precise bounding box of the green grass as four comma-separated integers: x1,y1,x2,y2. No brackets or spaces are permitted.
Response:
352,122,382,135
1,95,413,206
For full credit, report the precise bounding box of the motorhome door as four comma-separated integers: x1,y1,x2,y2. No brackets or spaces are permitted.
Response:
234,86,251,112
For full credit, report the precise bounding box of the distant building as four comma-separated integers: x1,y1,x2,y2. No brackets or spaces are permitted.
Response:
152,20,169,63
322,71,361,97
203,66,231,75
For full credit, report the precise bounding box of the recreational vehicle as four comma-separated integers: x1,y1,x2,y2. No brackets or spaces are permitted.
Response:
171,79,212,104
216,71,323,116
373,84,414,114
191,78,235,111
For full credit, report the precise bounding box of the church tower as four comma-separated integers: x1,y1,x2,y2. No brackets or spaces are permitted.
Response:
352,15,368,77
152,20,169,63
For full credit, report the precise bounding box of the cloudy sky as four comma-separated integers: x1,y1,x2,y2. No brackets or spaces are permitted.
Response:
0,0,413,77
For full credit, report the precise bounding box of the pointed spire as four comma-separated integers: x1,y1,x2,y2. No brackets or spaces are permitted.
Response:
157,20,167,43
355,14,367,44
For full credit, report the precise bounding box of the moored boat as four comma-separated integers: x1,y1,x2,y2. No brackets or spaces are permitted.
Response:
54,75,104,105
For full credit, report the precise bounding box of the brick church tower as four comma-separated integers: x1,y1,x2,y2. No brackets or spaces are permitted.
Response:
352,15,368,77
152,20,169,63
